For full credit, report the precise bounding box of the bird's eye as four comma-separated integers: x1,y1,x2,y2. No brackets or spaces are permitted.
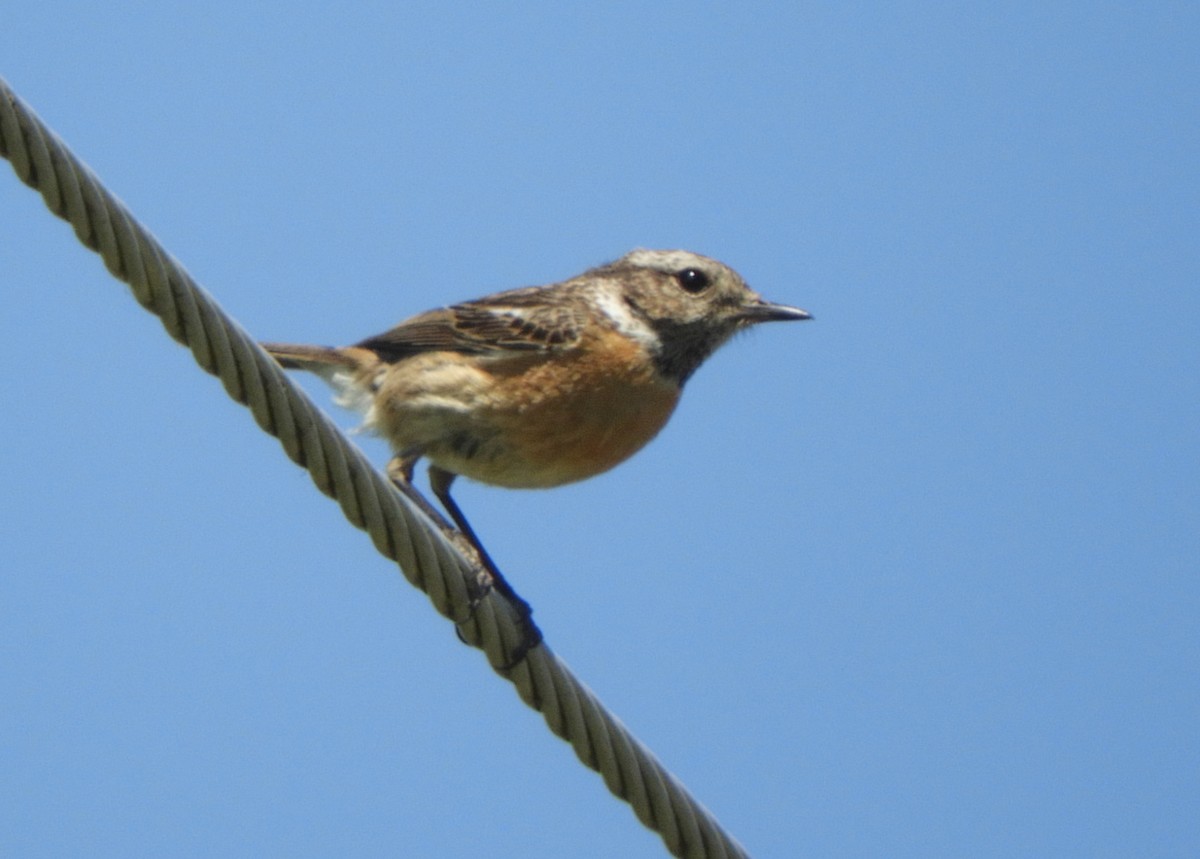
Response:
675,268,710,293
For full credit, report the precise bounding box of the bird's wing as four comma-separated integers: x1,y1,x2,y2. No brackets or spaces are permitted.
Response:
356,286,588,361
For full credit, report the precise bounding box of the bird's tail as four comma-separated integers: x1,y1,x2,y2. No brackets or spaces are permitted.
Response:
260,342,360,372
260,342,379,418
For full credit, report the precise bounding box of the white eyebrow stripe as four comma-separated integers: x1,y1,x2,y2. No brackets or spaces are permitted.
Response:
622,248,707,271
594,286,661,352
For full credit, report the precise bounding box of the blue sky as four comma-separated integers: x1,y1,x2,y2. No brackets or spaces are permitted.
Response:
2,4,1197,857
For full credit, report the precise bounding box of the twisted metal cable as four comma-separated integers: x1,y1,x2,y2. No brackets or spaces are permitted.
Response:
1,78,750,859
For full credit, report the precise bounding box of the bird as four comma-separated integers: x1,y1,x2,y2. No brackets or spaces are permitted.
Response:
262,248,811,657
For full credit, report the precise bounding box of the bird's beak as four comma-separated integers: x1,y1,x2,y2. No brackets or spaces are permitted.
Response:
739,299,813,324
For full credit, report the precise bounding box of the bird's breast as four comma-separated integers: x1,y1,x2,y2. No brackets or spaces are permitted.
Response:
373,328,681,488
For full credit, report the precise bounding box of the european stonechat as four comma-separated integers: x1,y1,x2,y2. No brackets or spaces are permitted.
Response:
263,249,811,654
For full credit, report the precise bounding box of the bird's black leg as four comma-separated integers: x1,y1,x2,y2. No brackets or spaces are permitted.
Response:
385,454,457,534
428,465,543,658
387,453,498,613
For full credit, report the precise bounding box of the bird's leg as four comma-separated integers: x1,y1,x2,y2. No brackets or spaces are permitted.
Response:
428,465,543,656
385,453,458,535
387,455,541,662
387,453,496,608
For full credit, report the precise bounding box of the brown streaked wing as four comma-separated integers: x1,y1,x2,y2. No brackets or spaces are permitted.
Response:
356,286,588,361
